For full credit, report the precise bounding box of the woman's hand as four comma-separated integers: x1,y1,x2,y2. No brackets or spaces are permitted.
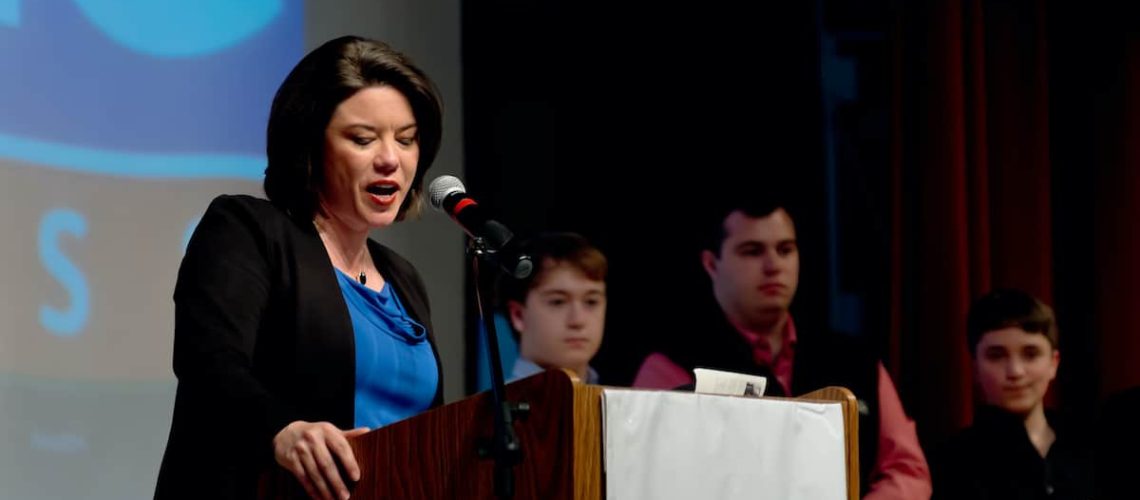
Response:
273,421,371,500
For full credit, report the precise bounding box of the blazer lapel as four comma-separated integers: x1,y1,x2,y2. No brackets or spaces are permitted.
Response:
291,220,356,427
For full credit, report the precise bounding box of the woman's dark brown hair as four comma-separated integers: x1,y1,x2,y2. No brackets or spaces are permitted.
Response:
263,36,443,221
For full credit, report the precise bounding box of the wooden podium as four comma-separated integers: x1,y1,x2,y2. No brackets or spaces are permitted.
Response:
259,370,859,499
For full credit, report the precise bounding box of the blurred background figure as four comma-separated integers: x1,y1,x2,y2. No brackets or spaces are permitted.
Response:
931,289,1094,500
500,232,607,384
632,190,931,499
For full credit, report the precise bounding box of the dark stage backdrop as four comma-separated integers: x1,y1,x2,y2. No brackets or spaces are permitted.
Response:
462,0,1140,449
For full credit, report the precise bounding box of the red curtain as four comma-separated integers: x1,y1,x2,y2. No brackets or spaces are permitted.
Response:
887,0,1094,444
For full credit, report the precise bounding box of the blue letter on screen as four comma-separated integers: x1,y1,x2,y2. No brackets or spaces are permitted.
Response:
39,209,90,337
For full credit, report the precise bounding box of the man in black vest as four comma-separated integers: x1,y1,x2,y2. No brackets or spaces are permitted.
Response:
632,193,931,499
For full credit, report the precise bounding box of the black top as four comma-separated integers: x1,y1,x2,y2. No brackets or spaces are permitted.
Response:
154,195,443,499
1096,386,1140,499
931,405,1095,500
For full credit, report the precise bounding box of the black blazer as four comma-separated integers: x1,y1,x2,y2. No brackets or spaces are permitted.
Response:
154,195,443,499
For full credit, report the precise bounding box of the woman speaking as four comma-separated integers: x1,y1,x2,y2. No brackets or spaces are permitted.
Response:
155,35,446,500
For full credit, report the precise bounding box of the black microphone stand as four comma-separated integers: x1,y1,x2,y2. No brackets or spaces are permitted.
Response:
469,236,530,499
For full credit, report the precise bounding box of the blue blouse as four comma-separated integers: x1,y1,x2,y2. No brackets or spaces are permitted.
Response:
334,269,438,429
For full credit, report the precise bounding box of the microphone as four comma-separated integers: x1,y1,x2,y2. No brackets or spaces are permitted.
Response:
428,175,533,278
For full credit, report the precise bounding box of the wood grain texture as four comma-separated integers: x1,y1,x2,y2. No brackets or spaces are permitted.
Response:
571,382,604,500
260,370,579,499
258,377,858,500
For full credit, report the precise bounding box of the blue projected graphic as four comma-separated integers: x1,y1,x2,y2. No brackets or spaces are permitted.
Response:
38,209,89,337
0,0,18,27
73,0,283,58
0,133,264,179
0,0,302,179
0,1,302,339
2,3,305,497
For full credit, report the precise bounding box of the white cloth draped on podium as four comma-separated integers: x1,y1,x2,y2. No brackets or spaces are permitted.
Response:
602,389,846,500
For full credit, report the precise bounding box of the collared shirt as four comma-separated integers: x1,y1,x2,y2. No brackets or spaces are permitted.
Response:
735,316,798,396
510,357,600,385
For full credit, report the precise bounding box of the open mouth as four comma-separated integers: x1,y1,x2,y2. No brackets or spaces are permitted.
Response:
366,183,399,197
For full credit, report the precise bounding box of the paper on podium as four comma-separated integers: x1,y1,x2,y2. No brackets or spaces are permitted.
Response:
602,389,846,500
694,368,767,397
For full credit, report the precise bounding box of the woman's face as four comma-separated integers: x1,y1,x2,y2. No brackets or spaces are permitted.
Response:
319,85,419,230
974,326,1059,416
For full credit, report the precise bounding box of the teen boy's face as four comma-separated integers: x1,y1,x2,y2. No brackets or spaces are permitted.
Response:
509,263,606,374
973,326,1059,416
702,209,800,330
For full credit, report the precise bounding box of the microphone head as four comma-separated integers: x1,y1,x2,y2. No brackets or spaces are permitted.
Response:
428,175,466,210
